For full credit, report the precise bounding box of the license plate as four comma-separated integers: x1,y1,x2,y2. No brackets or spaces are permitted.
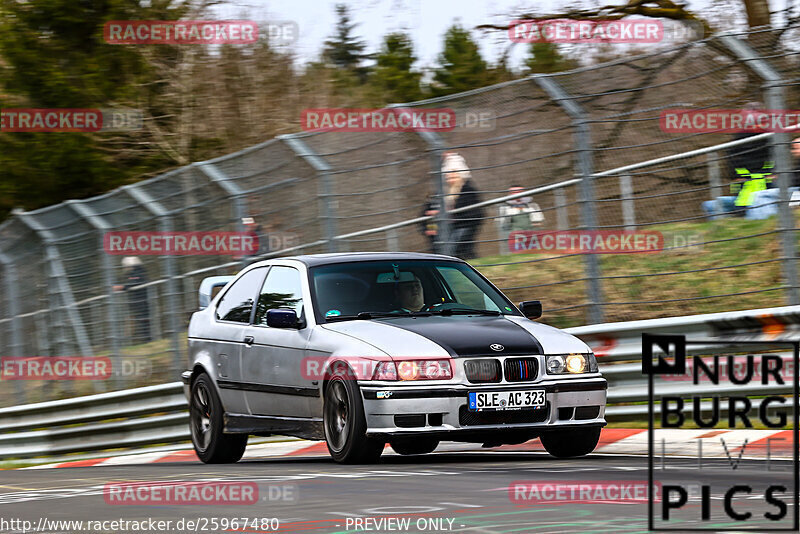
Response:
468,390,545,411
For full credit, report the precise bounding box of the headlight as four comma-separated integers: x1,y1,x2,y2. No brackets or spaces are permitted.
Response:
546,355,565,374
372,360,452,381
565,353,586,373
546,353,598,374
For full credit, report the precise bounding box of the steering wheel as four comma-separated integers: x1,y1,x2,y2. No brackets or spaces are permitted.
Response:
422,301,461,312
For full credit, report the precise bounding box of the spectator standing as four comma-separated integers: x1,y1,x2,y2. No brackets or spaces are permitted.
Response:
442,152,484,259
114,256,152,343
498,185,544,231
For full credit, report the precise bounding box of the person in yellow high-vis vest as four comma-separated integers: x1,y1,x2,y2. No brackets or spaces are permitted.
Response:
733,162,774,208
702,126,774,220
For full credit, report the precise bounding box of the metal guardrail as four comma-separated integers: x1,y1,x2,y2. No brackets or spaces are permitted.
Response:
0,383,188,459
566,305,800,362
1,306,796,460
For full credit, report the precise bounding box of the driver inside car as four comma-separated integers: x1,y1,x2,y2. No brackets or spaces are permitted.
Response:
394,275,426,312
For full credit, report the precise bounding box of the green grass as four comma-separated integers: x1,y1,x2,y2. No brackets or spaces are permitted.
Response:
473,217,788,328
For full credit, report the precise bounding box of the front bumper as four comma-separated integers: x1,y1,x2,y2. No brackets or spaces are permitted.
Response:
361,377,607,439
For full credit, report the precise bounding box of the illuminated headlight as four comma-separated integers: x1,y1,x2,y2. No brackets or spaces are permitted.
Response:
565,354,586,373
546,353,598,374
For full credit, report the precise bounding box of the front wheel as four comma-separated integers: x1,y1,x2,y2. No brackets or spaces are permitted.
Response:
324,375,384,464
540,426,601,458
190,373,248,463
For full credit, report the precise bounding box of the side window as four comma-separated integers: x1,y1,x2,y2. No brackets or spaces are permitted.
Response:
254,266,304,325
215,268,265,323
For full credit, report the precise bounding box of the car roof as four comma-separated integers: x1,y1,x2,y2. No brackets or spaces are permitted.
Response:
263,251,464,268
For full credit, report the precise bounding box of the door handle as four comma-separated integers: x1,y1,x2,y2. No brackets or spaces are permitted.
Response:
243,336,254,345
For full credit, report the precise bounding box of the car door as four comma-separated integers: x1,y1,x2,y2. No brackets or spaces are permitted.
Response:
243,265,316,418
210,267,267,413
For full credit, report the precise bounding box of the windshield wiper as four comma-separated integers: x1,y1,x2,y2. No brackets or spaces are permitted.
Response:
326,311,431,322
431,308,501,316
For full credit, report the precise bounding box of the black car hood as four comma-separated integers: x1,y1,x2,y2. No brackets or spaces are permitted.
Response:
373,315,543,357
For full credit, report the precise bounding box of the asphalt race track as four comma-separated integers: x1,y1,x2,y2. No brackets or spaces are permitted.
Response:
1,450,795,534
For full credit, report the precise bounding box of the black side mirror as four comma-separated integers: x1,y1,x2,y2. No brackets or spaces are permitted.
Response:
266,309,299,328
519,300,542,320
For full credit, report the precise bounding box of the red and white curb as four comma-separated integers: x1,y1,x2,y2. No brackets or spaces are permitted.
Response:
19,428,792,470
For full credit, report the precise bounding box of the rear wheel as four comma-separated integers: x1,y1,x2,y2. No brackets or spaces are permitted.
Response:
190,373,248,463
324,375,384,464
390,438,439,456
540,426,601,458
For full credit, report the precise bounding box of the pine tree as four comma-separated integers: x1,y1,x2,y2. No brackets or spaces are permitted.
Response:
525,42,578,74
322,4,370,83
0,0,181,217
370,32,422,103
431,25,489,97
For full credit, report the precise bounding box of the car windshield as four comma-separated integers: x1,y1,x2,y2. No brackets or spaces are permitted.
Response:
310,260,521,322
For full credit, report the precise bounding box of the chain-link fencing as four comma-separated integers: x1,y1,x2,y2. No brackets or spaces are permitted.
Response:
1,27,799,405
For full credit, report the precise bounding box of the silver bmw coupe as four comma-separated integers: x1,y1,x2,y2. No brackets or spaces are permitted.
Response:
183,252,607,464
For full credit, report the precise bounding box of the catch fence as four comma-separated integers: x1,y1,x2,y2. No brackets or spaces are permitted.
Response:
1,27,799,405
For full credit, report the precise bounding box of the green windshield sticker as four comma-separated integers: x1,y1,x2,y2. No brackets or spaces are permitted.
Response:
505,306,512,311
325,309,342,317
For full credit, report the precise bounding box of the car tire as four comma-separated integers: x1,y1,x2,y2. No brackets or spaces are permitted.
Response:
190,373,248,464
390,438,439,456
540,426,601,458
323,374,384,464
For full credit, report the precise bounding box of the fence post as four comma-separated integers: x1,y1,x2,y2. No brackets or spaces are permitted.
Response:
554,188,568,230
122,185,184,372
536,76,605,324
13,209,98,395
279,134,338,253
66,200,123,389
195,162,249,262
707,151,722,200
13,210,96,359
387,105,450,255
416,130,449,255
0,251,26,402
497,217,506,255
386,228,399,251
721,35,800,305
620,175,635,230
